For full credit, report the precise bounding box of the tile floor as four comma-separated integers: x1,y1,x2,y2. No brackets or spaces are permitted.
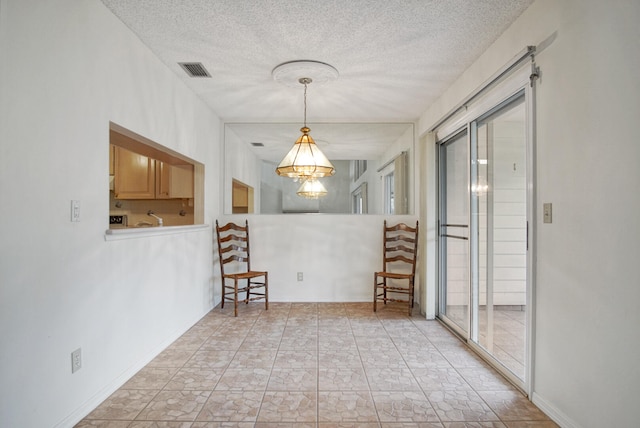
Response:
76,302,557,427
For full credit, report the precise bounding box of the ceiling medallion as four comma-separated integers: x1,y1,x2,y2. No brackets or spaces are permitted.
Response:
272,60,339,88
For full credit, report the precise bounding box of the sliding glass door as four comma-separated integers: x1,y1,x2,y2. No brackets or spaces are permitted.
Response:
438,89,531,390
472,93,527,381
438,130,470,336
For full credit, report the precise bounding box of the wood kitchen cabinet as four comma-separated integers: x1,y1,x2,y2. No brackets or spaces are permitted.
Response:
232,179,253,213
113,145,156,199
156,162,194,199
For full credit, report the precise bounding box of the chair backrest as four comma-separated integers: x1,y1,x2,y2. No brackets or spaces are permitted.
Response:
215,220,253,276
382,220,419,275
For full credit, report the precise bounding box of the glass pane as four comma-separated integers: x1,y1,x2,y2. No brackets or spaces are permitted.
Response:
440,131,469,334
385,172,395,214
473,95,526,380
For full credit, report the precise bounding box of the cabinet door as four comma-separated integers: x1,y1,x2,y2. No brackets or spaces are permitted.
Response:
113,146,155,199
155,161,171,199
156,162,194,199
169,164,194,198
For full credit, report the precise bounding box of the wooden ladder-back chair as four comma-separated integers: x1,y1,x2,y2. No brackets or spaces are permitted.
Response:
374,220,419,316
215,220,268,317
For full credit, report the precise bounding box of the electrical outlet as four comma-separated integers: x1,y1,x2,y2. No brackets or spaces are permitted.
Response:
297,272,303,281
71,348,82,373
109,215,127,226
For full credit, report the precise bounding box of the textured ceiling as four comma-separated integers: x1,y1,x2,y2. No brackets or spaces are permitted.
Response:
101,0,533,160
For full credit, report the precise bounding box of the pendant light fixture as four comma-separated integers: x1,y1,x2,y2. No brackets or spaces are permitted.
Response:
272,60,338,180
296,177,328,199
275,77,335,179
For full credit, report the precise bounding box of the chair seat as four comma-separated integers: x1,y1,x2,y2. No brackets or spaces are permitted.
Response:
375,271,412,280
224,270,268,280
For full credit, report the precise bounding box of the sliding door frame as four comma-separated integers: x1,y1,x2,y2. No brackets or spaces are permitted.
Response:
435,63,537,395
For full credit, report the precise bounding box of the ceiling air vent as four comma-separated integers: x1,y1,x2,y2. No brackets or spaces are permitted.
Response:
250,142,265,147
178,62,211,78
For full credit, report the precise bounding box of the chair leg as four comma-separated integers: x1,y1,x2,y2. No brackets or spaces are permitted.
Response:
383,278,387,305
264,273,269,311
408,279,414,316
221,279,225,309
373,273,377,312
233,279,239,317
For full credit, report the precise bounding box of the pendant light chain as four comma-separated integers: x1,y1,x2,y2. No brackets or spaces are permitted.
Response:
303,81,308,128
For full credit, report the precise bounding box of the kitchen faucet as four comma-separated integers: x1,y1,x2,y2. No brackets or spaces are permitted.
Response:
147,210,163,227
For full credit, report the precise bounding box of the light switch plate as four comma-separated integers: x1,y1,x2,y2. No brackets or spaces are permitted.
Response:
71,200,80,222
543,203,552,223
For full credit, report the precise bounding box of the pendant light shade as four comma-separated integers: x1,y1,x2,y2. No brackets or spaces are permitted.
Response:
275,77,335,179
276,126,335,178
296,177,328,199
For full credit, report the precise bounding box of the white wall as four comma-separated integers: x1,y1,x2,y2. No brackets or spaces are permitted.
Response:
419,0,640,426
218,214,419,302
0,1,221,426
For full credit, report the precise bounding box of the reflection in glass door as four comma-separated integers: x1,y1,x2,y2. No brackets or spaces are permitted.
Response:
438,131,470,335
471,94,527,381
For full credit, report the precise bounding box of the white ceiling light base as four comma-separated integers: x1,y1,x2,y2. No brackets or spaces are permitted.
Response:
272,60,339,87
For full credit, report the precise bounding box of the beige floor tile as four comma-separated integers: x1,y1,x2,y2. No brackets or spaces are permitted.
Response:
201,335,245,351
321,423,383,428
355,336,397,351
412,368,473,392
273,349,318,369
439,349,489,369
163,367,223,390
134,390,210,421
477,391,550,421
279,335,318,350
427,390,499,422
360,350,408,369
228,350,277,369
257,391,317,423
169,332,210,350
442,422,506,427
365,367,421,391
195,391,263,422
503,421,559,427
238,336,282,350
318,367,370,391
147,348,196,368
74,420,131,427
85,389,158,420
255,423,316,428
319,349,364,368
400,349,452,369
122,367,179,390
267,368,318,390
128,421,194,427
191,422,255,427
318,391,378,423
185,350,236,369
318,335,358,349
214,368,271,391
456,367,517,392
380,423,444,428
351,326,388,336
371,391,439,423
